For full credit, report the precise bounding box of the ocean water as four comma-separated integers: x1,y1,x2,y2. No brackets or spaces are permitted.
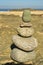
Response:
0,9,11,11
0,8,43,11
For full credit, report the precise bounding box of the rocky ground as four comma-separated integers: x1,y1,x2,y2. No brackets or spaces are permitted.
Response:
0,14,43,65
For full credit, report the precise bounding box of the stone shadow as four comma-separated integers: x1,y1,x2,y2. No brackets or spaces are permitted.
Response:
2,62,32,65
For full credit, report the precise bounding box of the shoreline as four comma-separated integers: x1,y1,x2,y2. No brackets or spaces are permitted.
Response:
0,10,43,17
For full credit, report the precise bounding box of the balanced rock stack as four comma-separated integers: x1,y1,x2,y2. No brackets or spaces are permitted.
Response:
10,10,38,64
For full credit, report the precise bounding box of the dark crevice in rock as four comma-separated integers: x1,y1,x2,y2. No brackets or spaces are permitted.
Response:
10,43,33,52
2,62,32,65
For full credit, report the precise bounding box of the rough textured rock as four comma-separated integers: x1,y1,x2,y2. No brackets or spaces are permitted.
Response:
11,48,36,62
23,10,31,22
12,35,38,51
20,22,32,27
17,27,34,37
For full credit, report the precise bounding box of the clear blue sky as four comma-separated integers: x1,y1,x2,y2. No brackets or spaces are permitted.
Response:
0,0,43,9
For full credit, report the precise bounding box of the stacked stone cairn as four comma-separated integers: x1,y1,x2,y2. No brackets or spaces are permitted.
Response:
10,10,38,64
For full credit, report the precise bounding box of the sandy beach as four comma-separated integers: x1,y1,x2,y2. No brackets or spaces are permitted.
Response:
0,10,43,17
0,10,43,65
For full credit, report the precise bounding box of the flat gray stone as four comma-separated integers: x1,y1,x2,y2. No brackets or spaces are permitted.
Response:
11,48,36,62
17,27,34,37
20,22,32,27
12,35,38,51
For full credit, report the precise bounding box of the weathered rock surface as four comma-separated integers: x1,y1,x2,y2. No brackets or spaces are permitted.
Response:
11,48,36,62
12,35,38,51
23,10,31,22
20,22,32,27
17,27,34,37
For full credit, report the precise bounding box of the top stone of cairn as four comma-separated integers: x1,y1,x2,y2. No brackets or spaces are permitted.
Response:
23,10,31,22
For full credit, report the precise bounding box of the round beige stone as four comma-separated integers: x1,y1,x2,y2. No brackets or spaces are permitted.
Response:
10,48,36,62
17,27,34,37
12,35,38,51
